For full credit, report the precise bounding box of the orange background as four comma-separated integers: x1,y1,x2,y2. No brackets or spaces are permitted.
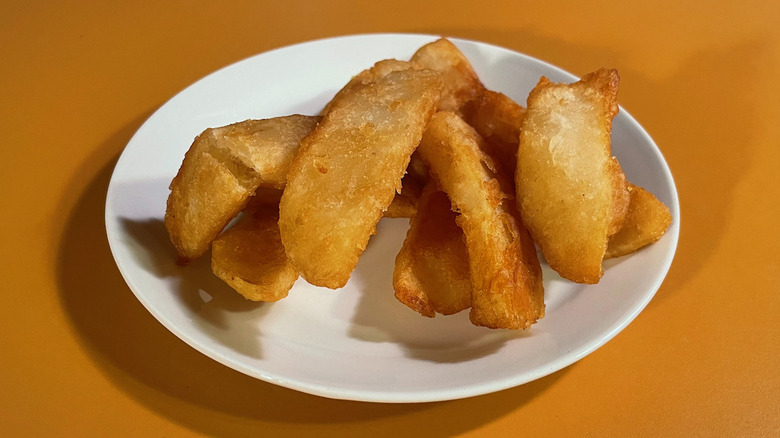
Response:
2,1,778,436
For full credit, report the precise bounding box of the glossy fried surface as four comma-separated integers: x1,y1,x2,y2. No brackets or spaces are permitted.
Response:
462,90,526,177
383,174,423,218
411,38,485,113
211,201,298,302
418,111,544,329
606,183,672,259
165,115,319,262
279,62,443,289
322,59,411,115
393,182,472,317
516,68,628,283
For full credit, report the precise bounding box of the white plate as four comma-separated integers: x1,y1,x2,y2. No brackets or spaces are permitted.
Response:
105,34,679,403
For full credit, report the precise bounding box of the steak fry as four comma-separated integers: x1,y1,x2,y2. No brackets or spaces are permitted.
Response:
606,183,672,259
279,62,443,289
411,38,485,114
417,111,544,330
393,181,472,317
461,90,526,178
516,68,629,283
211,197,298,302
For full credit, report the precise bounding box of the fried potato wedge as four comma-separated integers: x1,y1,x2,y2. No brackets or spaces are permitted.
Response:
323,59,412,114
384,195,417,219
605,183,672,259
418,111,544,329
250,186,284,206
279,63,443,289
211,199,298,302
462,90,526,177
411,38,485,113
609,156,631,236
411,38,529,176
462,90,526,145
165,115,320,262
405,151,429,183
384,174,423,218
516,68,629,284
383,152,431,218
394,182,472,317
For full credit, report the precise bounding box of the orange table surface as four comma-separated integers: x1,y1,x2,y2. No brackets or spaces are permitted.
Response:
2,1,778,436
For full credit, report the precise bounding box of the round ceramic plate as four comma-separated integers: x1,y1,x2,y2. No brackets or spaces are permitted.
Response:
105,34,679,403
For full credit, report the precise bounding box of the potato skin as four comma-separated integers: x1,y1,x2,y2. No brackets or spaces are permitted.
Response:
279,63,443,289
516,68,628,284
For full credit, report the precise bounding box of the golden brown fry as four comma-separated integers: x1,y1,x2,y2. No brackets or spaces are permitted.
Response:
384,197,416,219
250,186,285,206
165,115,320,262
461,90,526,177
279,62,443,289
393,182,472,317
411,38,528,175
405,151,429,184
462,90,526,145
223,116,323,190
211,201,298,302
383,174,423,218
411,38,485,113
605,183,672,259
323,59,411,115
383,151,431,218
516,68,629,284
609,156,631,237
418,111,544,329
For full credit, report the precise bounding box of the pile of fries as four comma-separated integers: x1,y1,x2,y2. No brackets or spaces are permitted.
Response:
165,38,671,330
